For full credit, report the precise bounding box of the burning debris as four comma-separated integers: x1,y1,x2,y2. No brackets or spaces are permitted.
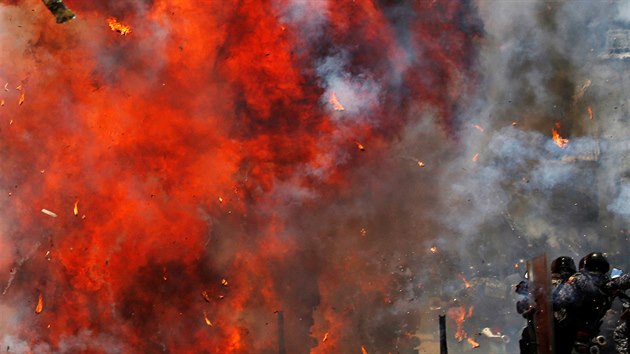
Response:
329,92,345,111
18,92,25,106
73,200,79,216
35,293,44,314
107,17,131,35
203,311,213,327
42,0,75,23
552,123,569,149
355,142,366,152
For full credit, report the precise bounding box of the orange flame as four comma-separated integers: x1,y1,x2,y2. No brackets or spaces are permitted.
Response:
73,200,79,216
552,123,568,149
361,346,368,354
448,305,468,342
107,17,131,35
35,293,43,314
329,92,345,111
322,332,329,342
355,142,366,151
467,337,480,348
18,92,25,106
587,106,593,120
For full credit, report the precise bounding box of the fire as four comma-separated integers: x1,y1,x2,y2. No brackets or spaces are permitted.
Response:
467,337,480,348
430,245,438,254
552,123,569,149
221,278,229,286
587,106,593,120
417,161,425,167
448,305,468,342
355,142,366,151
361,346,368,354
329,92,345,111
73,200,79,216
322,332,329,342
35,292,43,314
107,17,131,35
18,92,25,106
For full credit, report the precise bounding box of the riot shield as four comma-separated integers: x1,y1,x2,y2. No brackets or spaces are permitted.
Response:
527,254,554,354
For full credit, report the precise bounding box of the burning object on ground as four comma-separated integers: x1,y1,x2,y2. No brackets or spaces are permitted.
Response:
42,0,76,24
35,292,44,314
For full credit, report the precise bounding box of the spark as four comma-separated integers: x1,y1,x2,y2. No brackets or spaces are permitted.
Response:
201,290,211,303
417,161,425,167
355,142,365,152
73,200,79,216
221,279,229,287
361,346,368,354
322,332,329,342
430,246,438,254
203,311,213,327
107,17,131,35
18,93,25,106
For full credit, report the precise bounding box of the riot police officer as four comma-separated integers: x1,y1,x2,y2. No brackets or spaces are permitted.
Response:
554,252,613,354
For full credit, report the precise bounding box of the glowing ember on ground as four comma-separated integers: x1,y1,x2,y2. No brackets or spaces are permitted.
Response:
467,337,480,348
41,209,57,218
107,17,131,35
35,293,44,314
552,123,569,149
329,92,345,111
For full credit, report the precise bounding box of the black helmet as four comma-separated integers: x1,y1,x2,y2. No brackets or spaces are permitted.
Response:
551,256,576,275
582,252,610,273
578,256,586,271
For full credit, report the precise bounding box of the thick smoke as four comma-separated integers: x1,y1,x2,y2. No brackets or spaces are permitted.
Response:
1,0,629,353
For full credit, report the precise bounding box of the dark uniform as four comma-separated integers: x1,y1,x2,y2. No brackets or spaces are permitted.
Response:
516,256,576,354
606,273,630,353
554,253,612,354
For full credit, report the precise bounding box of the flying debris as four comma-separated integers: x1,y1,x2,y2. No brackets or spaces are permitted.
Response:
73,201,79,216
107,17,131,35
417,161,426,167
41,209,57,218
42,0,76,24
587,106,594,120
472,124,484,132
201,290,211,303
361,346,368,354
430,245,438,254
355,142,366,152
472,153,479,162
221,278,229,287
18,93,25,106
322,332,329,342
35,293,44,314
467,337,480,348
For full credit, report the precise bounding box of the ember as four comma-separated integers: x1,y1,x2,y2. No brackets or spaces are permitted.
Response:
203,311,213,327
467,337,480,348
73,200,79,216
107,17,131,35
361,346,368,354
355,142,366,151
40,209,57,218
18,92,25,106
